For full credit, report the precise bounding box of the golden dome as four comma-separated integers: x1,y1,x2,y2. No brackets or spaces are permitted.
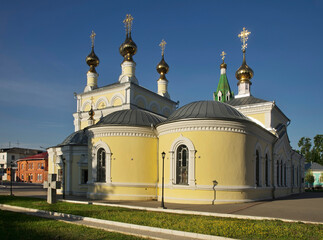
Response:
156,55,169,79
235,50,253,83
119,34,137,62
220,62,227,69
86,47,100,73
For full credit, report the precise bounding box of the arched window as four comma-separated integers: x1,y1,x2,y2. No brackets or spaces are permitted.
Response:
265,154,269,186
280,160,283,187
256,150,260,186
97,148,106,182
176,145,189,185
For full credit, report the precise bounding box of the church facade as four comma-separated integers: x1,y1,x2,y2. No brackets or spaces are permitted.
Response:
48,16,304,204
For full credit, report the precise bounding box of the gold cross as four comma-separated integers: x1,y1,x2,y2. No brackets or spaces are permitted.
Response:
90,30,96,48
238,27,251,50
159,39,166,56
220,51,226,61
123,14,134,35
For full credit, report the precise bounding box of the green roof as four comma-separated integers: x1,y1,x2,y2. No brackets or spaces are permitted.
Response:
214,71,234,103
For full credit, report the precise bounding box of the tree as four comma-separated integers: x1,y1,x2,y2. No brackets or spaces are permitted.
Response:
298,137,312,162
297,135,323,165
305,170,314,188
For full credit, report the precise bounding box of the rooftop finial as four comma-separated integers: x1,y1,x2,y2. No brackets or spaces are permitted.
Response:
220,51,226,62
238,27,251,51
123,14,134,37
90,30,96,48
159,39,167,56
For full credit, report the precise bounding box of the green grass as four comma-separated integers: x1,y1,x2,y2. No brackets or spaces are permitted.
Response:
0,209,146,240
1,196,322,240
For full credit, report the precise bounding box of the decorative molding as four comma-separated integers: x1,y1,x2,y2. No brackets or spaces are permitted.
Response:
88,192,155,199
95,96,109,109
90,182,156,188
134,95,148,109
148,101,161,114
90,126,157,139
110,93,125,106
233,102,273,115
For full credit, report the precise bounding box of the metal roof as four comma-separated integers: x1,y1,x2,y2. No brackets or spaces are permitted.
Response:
59,130,88,146
226,96,270,106
305,162,323,171
95,109,166,127
164,100,249,123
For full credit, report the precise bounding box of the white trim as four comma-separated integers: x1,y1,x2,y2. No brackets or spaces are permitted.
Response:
91,140,112,184
134,95,148,109
169,135,196,187
81,100,92,112
95,97,109,109
90,126,156,139
110,93,125,106
90,182,156,188
148,101,161,114
88,192,155,199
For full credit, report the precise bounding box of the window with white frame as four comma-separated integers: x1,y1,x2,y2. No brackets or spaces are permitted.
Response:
176,145,189,185
97,148,106,182
169,135,196,187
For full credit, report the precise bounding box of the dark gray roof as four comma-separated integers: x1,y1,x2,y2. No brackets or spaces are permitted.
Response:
227,96,270,106
164,101,249,123
59,130,88,146
305,162,323,171
95,109,166,127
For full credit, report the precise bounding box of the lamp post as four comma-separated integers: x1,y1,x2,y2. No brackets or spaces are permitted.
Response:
161,151,166,209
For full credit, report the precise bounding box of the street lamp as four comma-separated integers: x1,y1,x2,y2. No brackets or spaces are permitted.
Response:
161,151,166,209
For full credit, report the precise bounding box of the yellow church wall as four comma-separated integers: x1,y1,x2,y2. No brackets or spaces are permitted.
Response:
246,113,266,126
88,132,158,200
80,90,125,111
157,122,274,204
133,88,174,116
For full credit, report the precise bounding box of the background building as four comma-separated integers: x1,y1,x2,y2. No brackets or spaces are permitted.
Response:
0,147,43,181
16,152,48,183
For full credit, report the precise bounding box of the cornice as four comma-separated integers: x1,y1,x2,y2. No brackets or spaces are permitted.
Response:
233,102,273,114
89,126,157,139
157,119,275,141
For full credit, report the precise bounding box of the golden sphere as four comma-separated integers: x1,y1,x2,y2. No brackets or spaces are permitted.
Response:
86,48,99,68
156,56,169,75
119,36,137,61
235,63,253,82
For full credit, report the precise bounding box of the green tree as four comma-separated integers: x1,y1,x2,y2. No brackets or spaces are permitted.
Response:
305,170,314,188
298,137,312,162
297,135,323,164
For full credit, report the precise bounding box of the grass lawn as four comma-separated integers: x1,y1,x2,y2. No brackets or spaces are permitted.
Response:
0,196,322,240
0,209,146,240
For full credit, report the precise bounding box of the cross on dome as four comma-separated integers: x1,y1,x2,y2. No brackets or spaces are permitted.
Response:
159,39,167,56
123,14,134,35
90,30,96,48
221,51,226,61
238,27,251,51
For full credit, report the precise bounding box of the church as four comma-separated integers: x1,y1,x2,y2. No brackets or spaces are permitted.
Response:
48,15,304,204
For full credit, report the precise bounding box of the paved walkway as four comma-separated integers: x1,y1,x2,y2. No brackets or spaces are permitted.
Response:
1,182,323,223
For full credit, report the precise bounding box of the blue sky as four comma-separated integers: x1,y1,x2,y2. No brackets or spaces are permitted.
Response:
0,0,322,150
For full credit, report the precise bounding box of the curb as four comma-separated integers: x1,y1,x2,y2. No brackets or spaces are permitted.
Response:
0,204,234,240
60,199,323,225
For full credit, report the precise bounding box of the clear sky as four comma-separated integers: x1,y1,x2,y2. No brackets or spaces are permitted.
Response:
0,0,322,150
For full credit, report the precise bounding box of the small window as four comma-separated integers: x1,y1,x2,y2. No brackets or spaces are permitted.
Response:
81,169,88,184
30,174,33,180
255,150,260,187
11,155,15,160
21,164,23,169
38,163,41,169
21,174,24,180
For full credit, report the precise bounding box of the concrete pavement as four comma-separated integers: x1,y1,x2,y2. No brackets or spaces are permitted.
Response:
1,182,322,223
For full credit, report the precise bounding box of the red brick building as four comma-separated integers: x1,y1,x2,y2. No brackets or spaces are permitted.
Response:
16,152,48,183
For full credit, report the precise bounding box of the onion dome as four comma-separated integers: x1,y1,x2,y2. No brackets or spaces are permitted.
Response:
235,49,253,83
156,55,169,80
165,100,249,123
86,47,100,73
119,35,137,62
94,109,165,127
